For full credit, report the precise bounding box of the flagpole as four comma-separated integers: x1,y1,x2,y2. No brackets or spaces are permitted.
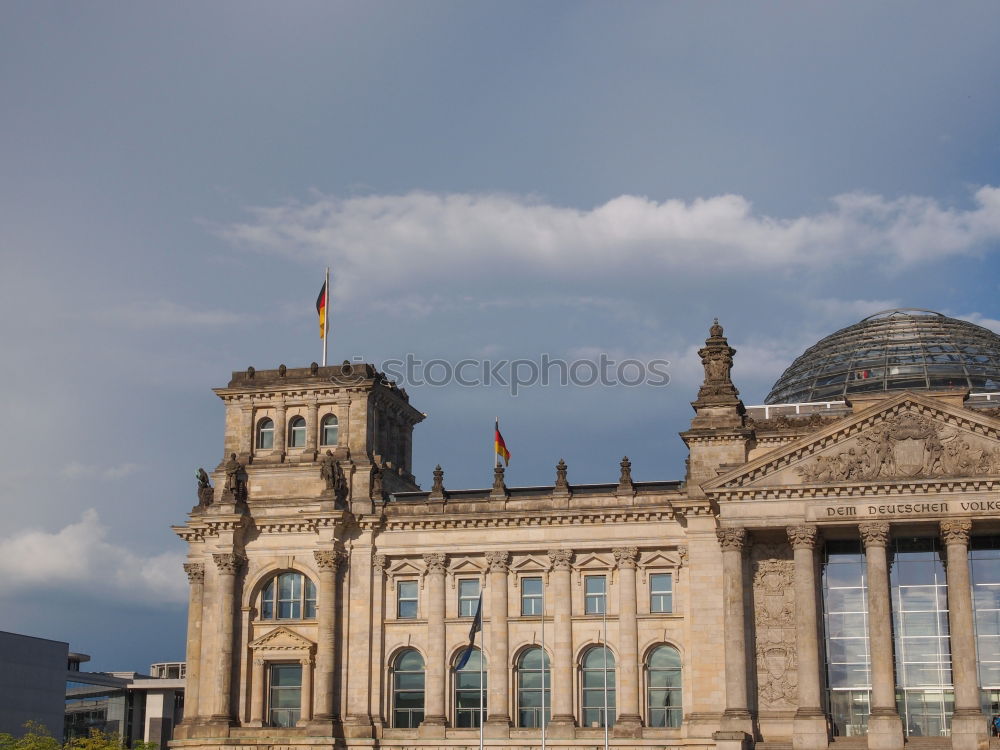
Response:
602,594,609,750
541,583,546,750
479,590,485,750
322,266,330,366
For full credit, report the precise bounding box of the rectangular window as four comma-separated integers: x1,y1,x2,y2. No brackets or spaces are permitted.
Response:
459,579,481,618
268,663,302,727
650,573,673,613
585,575,606,615
397,580,418,619
521,577,543,616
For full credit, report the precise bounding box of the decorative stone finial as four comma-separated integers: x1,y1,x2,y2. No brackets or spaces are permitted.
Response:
278,364,287,376
694,319,740,407
310,361,319,375
556,459,569,485
429,464,447,501
246,366,255,379
617,455,634,493
491,464,509,498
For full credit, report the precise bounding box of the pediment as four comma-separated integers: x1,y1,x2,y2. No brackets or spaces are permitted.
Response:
386,559,423,577
640,551,682,570
448,557,485,575
509,554,549,573
249,626,314,652
573,552,612,570
706,392,1000,495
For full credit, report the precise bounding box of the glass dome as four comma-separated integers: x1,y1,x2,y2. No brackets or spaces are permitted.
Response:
764,309,1000,405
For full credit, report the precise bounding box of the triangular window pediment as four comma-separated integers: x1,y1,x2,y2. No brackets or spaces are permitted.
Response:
249,625,314,652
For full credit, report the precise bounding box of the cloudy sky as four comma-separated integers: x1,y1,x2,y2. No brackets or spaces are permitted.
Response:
3,1,1000,671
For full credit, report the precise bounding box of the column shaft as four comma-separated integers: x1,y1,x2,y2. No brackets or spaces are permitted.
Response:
182,564,205,720
420,554,448,734
941,520,987,750
547,549,576,735
313,551,340,720
486,553,511,729
300,658,313,723
306,400,319,458
249,658,265,725
211,553,243,722
716,528,751,726
274,403,287,457
342,540,375,736
859,522,903,750
788,526,828,750
613,547,642,736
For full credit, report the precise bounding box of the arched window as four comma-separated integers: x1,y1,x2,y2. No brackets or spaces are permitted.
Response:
581,646,615,728
288,416,306,448
391,649,425,728
260,572,317,620
256,418,274,450
453,648,487,728
321,414,339,446
516,647,550,727
647,645,682,728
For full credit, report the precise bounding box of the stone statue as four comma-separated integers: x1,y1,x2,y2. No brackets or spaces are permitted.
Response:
320,450,348,505
194,467,213,511
223,453,247,502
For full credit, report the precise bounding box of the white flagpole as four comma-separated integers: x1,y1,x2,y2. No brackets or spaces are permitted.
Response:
541,583,547,750
322,267,330,366
602,592,609,750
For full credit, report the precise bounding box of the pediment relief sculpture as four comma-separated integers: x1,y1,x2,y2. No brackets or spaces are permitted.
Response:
249,625,315,653
795,413,1000,483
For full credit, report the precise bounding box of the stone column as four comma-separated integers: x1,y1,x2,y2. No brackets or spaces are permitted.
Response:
787,525,828,750
306,399,319,460
547,549,576,738
941,519,987,750
419,553,448,737
181,563,205,722
274,401,287,460
210,553,244,724
312,550,342,723
715,528,752,735
859,522,903,750
613,546,642,737
485,552,511,736
249,658,265,725
299,656,314,723
342,537,375,737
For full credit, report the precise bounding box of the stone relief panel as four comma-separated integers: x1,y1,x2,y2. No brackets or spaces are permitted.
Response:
752,543,798,710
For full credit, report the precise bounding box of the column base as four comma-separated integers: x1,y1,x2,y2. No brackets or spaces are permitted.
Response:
792,710,829,750
483,717,511,738
865,709,903,750
546,714,577,738
713,729,753,750
951,708,989,750
305,717,342,736
341,713,374,738
721,709,754,736
417,715,447,738
613,714,644,738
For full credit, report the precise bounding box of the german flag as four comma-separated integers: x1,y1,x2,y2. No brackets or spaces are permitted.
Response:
316,281,327,339
494,419,510,466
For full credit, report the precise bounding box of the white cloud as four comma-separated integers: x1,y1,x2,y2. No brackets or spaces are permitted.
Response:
97,300,251,328
0,509,186,605
61,461,144,480
219,187,1000,301
955,312,1000,335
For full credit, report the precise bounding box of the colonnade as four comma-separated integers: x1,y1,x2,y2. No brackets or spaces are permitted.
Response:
717,519,987,750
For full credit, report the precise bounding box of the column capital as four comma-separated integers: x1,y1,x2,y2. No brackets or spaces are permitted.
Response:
716,527,748,552
859,521,890,548
787,524,819,550
485,551,510,572
613,546,640,568
314,549,344,571
423,552,448,574
183,562,205,583
547,548,574,569
940,519,973,546
373,553,388,573
213,552,245,575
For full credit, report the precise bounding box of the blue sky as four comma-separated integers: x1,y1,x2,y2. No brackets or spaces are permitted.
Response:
2,1,1000,671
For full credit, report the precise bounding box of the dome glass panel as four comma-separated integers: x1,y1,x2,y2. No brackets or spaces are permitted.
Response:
764,309,1000,405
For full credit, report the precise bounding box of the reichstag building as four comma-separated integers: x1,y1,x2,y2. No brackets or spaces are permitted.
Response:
172,308,1000,750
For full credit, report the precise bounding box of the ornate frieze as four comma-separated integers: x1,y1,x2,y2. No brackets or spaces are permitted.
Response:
613,546,639,569
786,525,818,550
485,551,510,572
716,527,748,552
183,562,205,583
547,549,574,570
940,518,973,546
859,521,890,548
423,552,447,574
752,544,797,709
213,552,245,575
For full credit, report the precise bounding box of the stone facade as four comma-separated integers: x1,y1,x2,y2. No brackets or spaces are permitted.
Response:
172,328,1000,750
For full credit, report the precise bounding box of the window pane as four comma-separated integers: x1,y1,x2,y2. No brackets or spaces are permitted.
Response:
522,577,542,596
321,415,339,446
270,664,302,686
585,576,606,594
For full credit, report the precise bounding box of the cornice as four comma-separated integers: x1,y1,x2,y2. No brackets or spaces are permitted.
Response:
711,477,1000,502
381,506,677,531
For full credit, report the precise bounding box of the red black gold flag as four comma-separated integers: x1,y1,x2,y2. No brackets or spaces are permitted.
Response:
316,281,327,339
